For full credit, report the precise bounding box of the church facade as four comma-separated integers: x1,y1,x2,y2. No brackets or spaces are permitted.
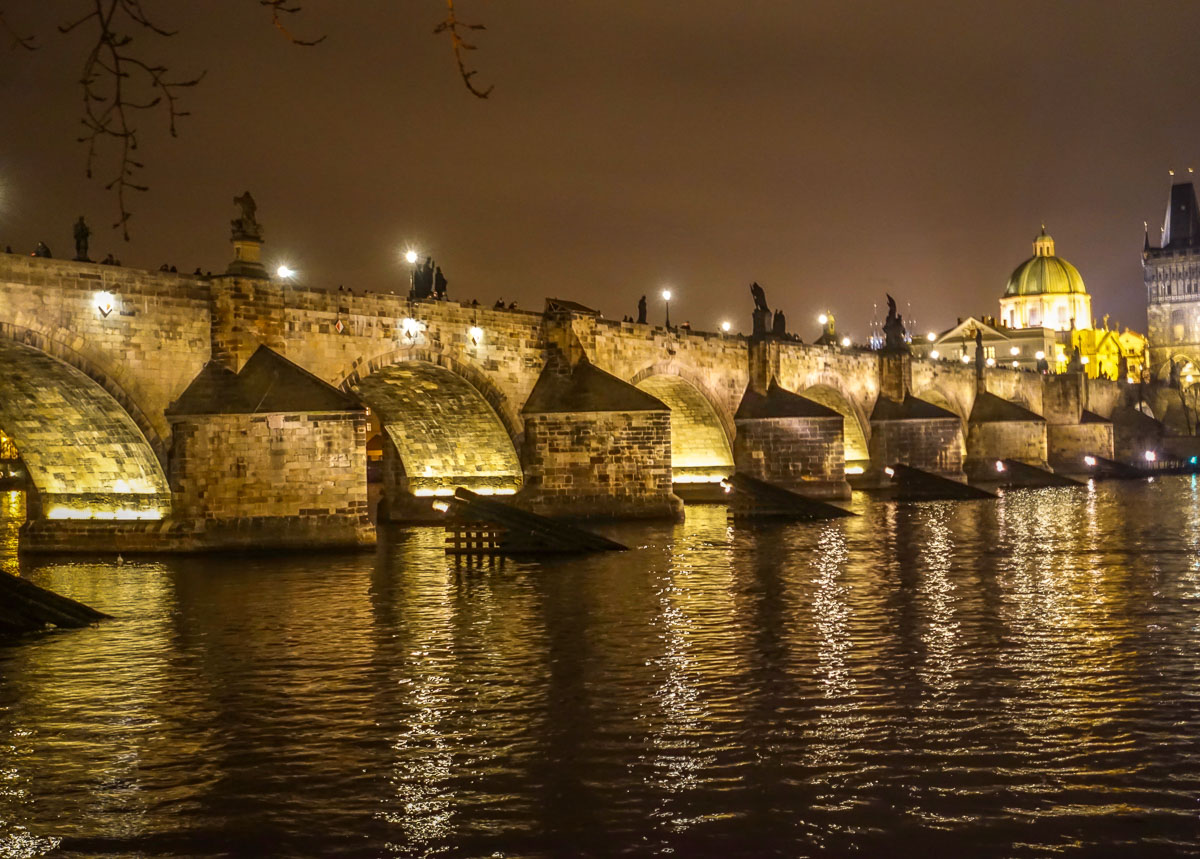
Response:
1145,181,1200,378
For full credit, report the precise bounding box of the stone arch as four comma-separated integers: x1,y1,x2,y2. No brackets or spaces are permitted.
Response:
0,322,167,465
629,363,735,444
336,345,522,449
629,368,734,482
913,386,969,431
0,338,171,521
794,379,871,463
348,360,523,496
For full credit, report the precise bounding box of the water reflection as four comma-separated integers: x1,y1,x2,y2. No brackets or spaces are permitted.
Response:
3,482,1200,855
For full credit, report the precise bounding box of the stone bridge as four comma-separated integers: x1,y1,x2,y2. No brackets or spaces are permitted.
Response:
0,243,1156,552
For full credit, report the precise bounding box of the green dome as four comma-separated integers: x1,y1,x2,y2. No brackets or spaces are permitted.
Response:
1003,230,1088,298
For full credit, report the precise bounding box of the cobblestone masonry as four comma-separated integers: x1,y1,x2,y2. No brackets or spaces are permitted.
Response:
634,375,733,479
965,421,1049,475
869,417,966,482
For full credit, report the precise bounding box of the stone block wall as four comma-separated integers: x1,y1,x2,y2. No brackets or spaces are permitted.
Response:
0,255,212,449
168,411,373,546
1047,423,1114,469
634,375,733,479
734,415,849,498
869,417,965,482
519,410,682,519
965,421,1049,476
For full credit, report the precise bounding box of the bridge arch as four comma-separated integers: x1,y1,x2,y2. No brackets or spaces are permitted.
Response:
0,322,167,464
0,338,171,521
345,358,523,496
794,377,871,464
911,385,970,429
337,345,522,448
630,365,734,482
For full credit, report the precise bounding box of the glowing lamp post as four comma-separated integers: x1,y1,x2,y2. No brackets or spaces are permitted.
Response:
276,264,295,279
721,320,732,333
662,289,672,329
404,249,419,297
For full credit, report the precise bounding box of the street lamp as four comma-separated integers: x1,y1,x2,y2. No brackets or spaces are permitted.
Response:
276,264,295,279
662,288,672,329
721,320,731,333
841,336,852,348
404,249,419,297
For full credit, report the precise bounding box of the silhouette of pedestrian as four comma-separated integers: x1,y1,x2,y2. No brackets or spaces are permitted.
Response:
433,266,448,300
637,295,647,324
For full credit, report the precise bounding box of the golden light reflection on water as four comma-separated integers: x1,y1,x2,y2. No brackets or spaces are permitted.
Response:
0,491,23,578
644,506,738,833
914,503,962,698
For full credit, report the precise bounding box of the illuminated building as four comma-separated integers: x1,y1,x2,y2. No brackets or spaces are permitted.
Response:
914,228,1145,379
1145,180,1200,379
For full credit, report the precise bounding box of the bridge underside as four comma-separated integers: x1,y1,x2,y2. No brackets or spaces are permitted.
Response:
352,361,522,496
0,340,170,521
797,384,870,464
634,375,733,483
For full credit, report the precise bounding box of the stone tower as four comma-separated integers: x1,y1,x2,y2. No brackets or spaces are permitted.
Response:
1145,181,1200,376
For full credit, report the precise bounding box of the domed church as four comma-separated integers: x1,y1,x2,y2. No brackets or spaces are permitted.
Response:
1000,228,1092,331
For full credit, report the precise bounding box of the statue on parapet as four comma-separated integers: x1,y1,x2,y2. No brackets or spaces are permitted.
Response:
73,216,91,261
637,295,647,324
750,282,772,338
751,282,769,313
231,191,263,241
882,293,909,352
1169,356,1181,388
772,308,787,337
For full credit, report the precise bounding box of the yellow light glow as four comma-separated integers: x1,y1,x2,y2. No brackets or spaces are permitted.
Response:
411,487,516,497
986,357,996,367
47,506,163,521
404,250,419,265
1081,356,1090,365
94,291,115,317
1010,346,1020,355
276,264,295,279
671,473,728,484
721,321,731,332
995,460,1005,472
431,500,450,513
1036,350,1045,360
1011,361,1018,368
961,354,970,363
1084,455,1096,467
930,349,940,360
818,314,829,325
661,289,672,302
1145,450,1157,462
468,325,483,344
845,465,864,475
841,336,851,348
926,332,936,342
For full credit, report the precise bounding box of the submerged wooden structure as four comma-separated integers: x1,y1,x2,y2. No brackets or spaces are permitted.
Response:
0,573,109,635
441,488,626,554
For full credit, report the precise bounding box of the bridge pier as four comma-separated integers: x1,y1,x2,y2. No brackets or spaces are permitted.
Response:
517,357,683,520
733,380,850,499
963,391,1049,482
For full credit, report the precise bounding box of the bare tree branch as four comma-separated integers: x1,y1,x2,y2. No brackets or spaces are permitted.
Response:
435,0,493,99
259,0,326,47
0,9,37,50
60,0,204,239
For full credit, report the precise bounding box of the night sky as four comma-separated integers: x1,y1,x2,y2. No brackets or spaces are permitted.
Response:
3,1,1200,341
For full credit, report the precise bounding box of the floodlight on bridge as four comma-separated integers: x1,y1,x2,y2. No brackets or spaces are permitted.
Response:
469,326,483,345
721,321,731,332
404,250,419,265
930,349,940,359
94,291,114,318
960,354,970,364
276,264,295,279
841,336,851,348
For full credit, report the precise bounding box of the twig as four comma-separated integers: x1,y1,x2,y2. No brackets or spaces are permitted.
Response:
258,0,325,46
0,9,37,50
434,0,493,99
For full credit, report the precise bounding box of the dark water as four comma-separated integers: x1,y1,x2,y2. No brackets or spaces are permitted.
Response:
3,479,1200,857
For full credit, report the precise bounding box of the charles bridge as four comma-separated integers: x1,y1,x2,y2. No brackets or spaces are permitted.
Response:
0,229,1176,552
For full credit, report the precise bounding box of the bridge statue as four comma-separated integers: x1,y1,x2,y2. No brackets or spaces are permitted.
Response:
882,294,909,353
73,216,90,262
750,282,772,338
231,191,263,241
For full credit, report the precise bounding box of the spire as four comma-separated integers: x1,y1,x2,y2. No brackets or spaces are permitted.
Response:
1145,220,1150,251
1162,181,1200,250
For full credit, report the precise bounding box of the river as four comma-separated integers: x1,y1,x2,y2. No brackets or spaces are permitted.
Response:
2,479,1200,857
